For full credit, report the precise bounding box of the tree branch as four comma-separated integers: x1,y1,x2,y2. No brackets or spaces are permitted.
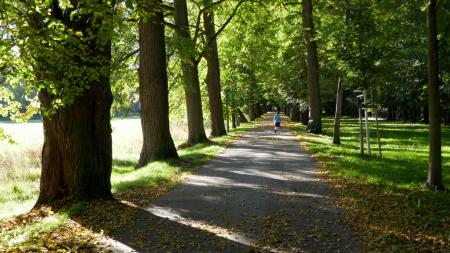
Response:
439,20,450,48
193,0,229,43
164,21,177,30
195,0,246,64
117,48,140,65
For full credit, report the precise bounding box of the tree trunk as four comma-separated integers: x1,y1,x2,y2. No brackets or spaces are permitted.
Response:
203,0,226,137
333,78,343,144
375,107,382,159
137,1,178,168
302,0,321,133
423,103,430,124
291,105,300,122
37,85,113,206
426,0,443,190
34,4,114,207
232,112,237,129
248,104,256,121
387,103,394,121
174,0,207,145
254,104,261,118
300,109,309,125
238,108,248,123
359,106,364,156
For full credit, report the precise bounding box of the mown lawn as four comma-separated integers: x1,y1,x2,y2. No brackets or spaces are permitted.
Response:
292,117,450,251
0,119,257,251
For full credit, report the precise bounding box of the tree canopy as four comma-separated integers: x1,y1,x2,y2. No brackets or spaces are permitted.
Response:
0,0,449,201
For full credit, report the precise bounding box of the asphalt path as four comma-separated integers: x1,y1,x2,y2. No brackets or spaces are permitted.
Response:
108,114,360,252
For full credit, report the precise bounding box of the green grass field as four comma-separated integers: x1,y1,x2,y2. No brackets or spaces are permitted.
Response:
293,118,450,189
0,118,241,220
292,117,450,251
0,118,257,251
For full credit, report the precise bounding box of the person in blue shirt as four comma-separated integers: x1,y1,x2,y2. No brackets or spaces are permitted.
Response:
273,111,281,133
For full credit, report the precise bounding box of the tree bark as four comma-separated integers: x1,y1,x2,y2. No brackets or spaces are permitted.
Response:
300,109,309,125
426,0,444,190
375,107,382,159
423,103,430,124
333,78,343,144
290,105,300,122
137,0,178,168
248,104,256,121
359,106,364,156
35,5,114,206
302,0,322,133
174,0,207,145
203,0,226,137
232,112,237,129
254,104,261,118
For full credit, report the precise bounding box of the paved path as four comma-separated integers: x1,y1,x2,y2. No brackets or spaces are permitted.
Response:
109,115,360,252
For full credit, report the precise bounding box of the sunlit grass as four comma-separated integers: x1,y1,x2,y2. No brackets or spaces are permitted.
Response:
0,118,256,220
110,122,256,193
291,117,450,250
292,118,450,190
0,203,94,252
0,117,257,251
0,213,66,249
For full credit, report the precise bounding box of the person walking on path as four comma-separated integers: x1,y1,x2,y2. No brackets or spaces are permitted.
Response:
274,111,281,133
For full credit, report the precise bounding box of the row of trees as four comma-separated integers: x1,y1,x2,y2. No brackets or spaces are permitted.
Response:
0,0,274,206
0,0,448,207
216,0,448,189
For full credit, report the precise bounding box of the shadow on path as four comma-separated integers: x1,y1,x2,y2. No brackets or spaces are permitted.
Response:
80,114,360,252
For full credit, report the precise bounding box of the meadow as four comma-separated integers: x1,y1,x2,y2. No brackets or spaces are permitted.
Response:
292,117,450,251
0,117,217,220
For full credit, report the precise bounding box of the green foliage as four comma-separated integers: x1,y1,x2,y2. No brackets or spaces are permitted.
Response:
110,5,139,115
1,0,115,114
220,2,291,110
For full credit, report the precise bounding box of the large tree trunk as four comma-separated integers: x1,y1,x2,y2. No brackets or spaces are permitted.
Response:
426,0,443,190
302,0,322,133
34,4,114,207
333,78,344,144
137,1,178,168
203,0,226,137
174,0,207,145
37,87,113,206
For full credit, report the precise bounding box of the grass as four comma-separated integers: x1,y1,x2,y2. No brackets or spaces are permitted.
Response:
0,118,254,219
291,117,450,251
0,118,257,251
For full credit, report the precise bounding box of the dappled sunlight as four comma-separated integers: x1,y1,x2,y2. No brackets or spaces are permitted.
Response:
185,175,264,189
294,117,450,189
226,168,320,182
145,205,256,247
136,116,361,252
270,191,327,198
293,117,450,251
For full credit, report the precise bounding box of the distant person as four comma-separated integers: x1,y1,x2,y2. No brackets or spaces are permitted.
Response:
274,111,281,133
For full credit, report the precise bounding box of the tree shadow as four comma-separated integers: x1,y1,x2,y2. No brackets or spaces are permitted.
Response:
71,123,361,252
294,118,450,190
71,199,254,252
